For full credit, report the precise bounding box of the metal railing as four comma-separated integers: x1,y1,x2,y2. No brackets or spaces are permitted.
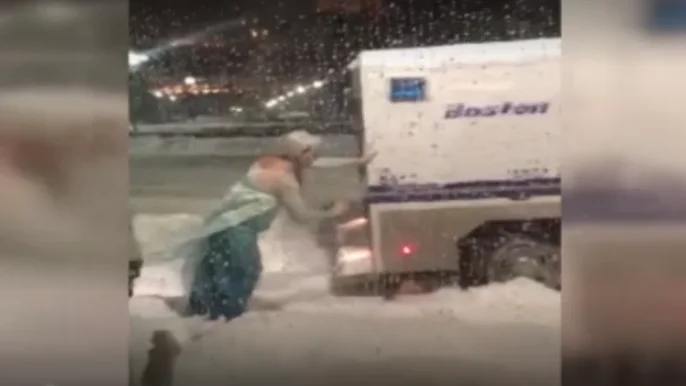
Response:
130,120,356,137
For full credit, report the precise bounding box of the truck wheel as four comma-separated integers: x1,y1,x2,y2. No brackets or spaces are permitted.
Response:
485,237,560,290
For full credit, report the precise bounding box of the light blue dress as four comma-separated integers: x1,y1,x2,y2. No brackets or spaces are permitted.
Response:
181,178,278,320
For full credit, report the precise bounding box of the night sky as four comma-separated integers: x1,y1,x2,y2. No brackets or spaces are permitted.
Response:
129,0,560,122
129,0,559,55
130,0,313,48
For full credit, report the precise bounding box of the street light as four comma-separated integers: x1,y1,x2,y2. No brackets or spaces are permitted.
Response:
312,80,324,88
296,85,306,94
184,76,196,86
128,52,149,68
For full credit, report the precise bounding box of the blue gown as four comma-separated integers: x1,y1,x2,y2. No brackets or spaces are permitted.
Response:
183,178,278,321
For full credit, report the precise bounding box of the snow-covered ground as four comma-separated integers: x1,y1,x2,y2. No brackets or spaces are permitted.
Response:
129,212,561,385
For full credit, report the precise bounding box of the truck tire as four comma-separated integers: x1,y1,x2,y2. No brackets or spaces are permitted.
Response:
485,236,560,290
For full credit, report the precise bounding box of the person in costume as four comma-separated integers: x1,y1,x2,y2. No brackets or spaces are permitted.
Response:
181,130,375,320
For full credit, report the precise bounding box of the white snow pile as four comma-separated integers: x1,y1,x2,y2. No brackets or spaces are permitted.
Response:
131,213,560,327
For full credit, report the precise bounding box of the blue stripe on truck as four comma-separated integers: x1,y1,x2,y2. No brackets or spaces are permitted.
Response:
365,178,561,204
365,177,686,222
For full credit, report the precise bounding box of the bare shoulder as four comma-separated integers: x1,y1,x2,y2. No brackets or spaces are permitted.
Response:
255,156,293,173
249,156,297,192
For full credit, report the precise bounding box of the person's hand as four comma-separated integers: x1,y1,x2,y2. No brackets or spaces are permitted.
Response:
330,200,349,217
358,151,378,166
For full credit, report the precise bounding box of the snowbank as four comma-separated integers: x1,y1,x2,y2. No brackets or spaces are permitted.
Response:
131,213,560,327
129,213,560,386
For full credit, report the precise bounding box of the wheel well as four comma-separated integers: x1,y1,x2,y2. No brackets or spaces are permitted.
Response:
460,218,560,246
456,218,560,288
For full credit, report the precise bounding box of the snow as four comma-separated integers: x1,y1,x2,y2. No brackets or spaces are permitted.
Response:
131,213,559,326
129,213,561,385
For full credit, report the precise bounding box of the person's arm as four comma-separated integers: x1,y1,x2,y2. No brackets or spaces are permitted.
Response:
312,151,377,169
275,173,340,224
312,157,361,169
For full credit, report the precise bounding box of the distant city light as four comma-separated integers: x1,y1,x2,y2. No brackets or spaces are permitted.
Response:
262,79,327,109
250,29,269,38
150,84,232,97
169,95,177,102
184,76,197,86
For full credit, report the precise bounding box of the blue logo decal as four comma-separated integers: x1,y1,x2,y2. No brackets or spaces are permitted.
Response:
390,78,426,102
445,102,550,119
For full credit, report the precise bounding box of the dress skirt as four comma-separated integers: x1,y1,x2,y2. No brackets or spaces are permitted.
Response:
188,224,263,321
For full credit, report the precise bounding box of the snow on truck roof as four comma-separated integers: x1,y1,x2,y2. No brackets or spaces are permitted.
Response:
348,38,560,69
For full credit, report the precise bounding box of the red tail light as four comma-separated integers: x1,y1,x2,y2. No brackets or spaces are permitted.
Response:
399,243,416,257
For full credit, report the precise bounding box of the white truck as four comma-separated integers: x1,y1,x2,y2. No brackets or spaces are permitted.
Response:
322,38,561,297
